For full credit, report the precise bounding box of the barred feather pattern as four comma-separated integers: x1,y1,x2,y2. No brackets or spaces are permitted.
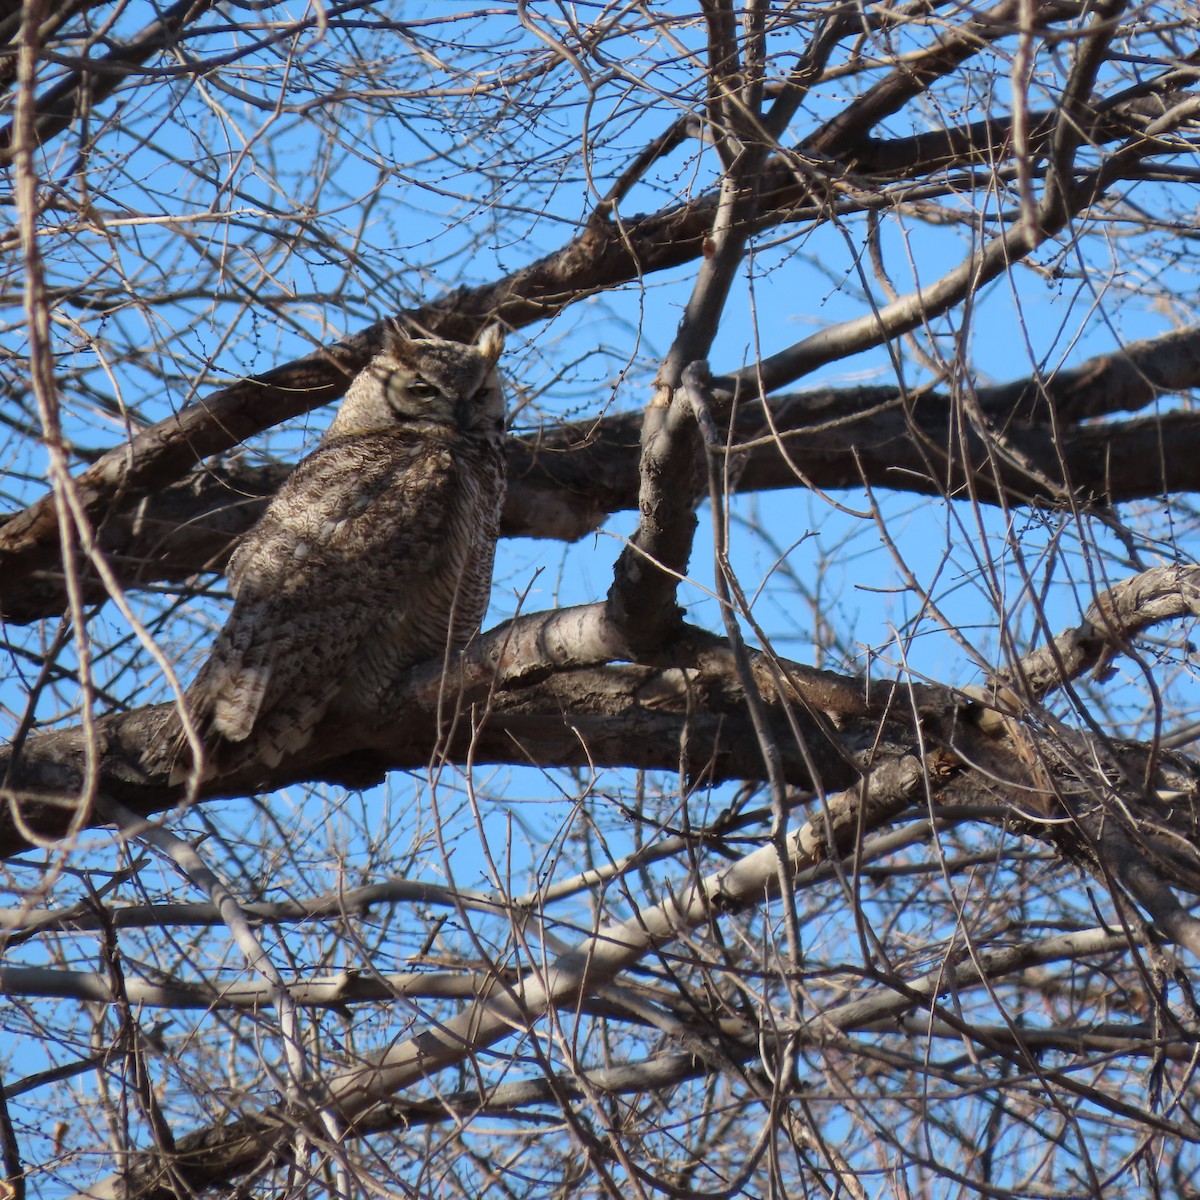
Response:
170,327,507,780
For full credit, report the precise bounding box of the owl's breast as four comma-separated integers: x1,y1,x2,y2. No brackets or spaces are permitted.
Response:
334,438,506,718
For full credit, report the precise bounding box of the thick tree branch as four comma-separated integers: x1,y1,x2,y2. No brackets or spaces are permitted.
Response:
8,594,1200,966
7,320,1200,624
1008,564,1200,698
0,964,512,1012
849,82,1200,178
1,605,907,857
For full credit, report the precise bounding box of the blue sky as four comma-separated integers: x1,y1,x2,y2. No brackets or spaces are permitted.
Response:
3,4,1200,1191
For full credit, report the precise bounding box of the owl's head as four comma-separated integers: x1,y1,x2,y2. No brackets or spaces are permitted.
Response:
327,325,506,441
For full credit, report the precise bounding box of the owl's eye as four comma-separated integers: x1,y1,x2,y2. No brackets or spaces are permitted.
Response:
407,379,439,400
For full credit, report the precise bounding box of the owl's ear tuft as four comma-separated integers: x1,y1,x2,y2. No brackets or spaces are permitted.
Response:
383,320,415,356
475,324,505,366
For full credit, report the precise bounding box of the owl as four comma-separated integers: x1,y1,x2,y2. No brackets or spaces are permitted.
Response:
172,324,507,780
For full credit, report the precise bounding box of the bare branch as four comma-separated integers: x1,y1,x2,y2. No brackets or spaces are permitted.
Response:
1011,564,1200,698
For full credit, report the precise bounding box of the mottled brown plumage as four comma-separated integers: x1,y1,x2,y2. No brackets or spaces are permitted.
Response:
173,325,507,779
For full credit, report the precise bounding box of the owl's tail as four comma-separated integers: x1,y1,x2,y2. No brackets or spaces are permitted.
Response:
149,686,331,788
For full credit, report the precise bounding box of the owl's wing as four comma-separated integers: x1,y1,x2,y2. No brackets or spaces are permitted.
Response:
182,433,456,770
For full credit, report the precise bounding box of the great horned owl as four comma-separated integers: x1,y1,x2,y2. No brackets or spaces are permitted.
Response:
173,324,507,779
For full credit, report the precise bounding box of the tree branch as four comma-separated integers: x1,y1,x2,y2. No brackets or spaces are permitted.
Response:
1,606,904,856
8,319,1200,625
